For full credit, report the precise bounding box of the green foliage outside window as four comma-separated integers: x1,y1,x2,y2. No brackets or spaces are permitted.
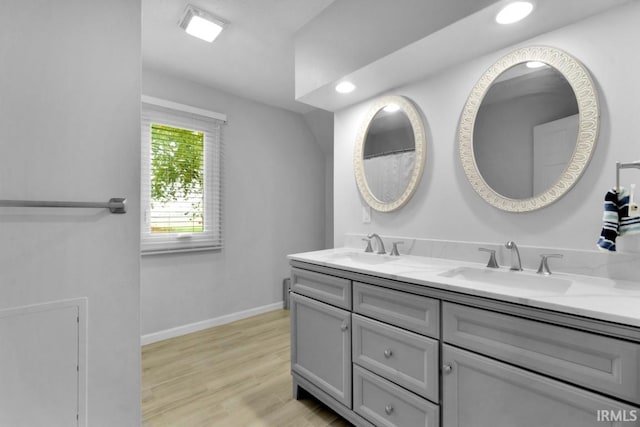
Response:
150,124,205,232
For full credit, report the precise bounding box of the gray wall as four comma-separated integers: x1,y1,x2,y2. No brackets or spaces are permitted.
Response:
334,2,640,254
0,0,141,424
141,68,327,335
302,109,334,249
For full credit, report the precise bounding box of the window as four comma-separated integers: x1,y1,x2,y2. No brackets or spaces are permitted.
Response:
141,97,225,254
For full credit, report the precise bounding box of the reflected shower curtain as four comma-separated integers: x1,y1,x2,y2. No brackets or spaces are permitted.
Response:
363,151,415,203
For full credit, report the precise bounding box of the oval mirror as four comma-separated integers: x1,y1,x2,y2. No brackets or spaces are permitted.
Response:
458,46,599,212
354,95,426,212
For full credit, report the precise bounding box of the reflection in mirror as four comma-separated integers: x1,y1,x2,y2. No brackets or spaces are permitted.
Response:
354,95,426,212
363,107,415,203
458,46,599,212
473,63,578,199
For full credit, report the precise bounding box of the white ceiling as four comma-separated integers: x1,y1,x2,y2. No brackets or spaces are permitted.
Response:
141,0,509,114
142,0,335,113
142,0,631,115
296,0,632,111
292,0,499,100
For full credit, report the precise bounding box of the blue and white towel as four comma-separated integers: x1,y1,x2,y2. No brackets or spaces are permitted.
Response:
597,187,640,251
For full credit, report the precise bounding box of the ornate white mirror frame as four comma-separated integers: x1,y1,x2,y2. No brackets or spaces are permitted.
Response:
354,95,427,212
458,46,599,212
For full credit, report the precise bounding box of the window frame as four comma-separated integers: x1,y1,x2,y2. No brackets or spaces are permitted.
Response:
140,96,225,255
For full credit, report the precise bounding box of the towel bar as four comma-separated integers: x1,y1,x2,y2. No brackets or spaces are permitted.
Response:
616,161,640,192
0,198,127,214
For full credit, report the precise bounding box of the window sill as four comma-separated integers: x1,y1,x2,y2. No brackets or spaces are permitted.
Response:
141,246,222,256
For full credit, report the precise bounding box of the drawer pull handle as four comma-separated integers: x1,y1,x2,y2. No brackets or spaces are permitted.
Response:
383,348,393,358
384,404,394,415
443,364,453,373
340,322,348,331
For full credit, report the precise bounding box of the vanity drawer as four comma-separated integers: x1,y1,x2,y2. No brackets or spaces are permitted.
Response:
443,302,640,404
291,268,351,310
353,282,439,338
353,314,439,402
353,364,439,427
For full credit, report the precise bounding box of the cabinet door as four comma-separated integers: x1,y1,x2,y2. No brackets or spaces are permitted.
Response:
0,302,82,427
442,345,640,427
291,293,352,407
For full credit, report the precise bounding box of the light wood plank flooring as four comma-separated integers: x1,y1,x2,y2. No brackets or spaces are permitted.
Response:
142,309,352,427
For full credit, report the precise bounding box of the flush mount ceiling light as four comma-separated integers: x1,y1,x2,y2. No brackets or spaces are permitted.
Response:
496,1,534,24
335,81,356,94
179,5,227,43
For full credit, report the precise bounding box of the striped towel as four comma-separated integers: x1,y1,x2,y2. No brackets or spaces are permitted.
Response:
597,187,640,251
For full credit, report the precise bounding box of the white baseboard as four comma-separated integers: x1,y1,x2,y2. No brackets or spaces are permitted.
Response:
141,301,284,346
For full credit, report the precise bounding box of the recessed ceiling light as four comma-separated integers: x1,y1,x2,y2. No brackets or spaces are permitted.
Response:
383,103,400,113
179,5,227,43
496,1,534,24
335,81,356,94
526,61,546,69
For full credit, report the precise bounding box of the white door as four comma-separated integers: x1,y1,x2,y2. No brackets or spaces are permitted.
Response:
0,1,141,425
533,114,579,195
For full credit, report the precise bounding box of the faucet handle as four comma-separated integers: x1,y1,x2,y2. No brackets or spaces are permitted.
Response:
390,241,404,256
537,254,563,275
362,238,373,253
478,247,499,268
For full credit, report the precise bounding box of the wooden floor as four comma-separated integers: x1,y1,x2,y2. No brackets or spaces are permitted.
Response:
142,309,352,427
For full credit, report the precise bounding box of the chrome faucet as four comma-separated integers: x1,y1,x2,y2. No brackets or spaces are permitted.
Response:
367,233,386,254
505,241,523,271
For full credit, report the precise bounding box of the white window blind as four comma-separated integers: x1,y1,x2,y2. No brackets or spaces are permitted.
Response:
141,101,224,254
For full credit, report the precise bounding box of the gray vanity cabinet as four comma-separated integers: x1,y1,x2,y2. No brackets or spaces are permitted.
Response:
290,292,352,407
289,261,640,427
290,267,441,427
442,344,640,427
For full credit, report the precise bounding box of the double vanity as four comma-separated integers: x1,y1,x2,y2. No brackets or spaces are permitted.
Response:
288,247,640,427
295,36,640,426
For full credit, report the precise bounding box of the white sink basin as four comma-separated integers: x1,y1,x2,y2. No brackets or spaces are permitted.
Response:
439,266,572,293
326,251,395,265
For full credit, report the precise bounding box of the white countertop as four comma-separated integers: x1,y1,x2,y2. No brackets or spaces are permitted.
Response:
289,247,640,328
